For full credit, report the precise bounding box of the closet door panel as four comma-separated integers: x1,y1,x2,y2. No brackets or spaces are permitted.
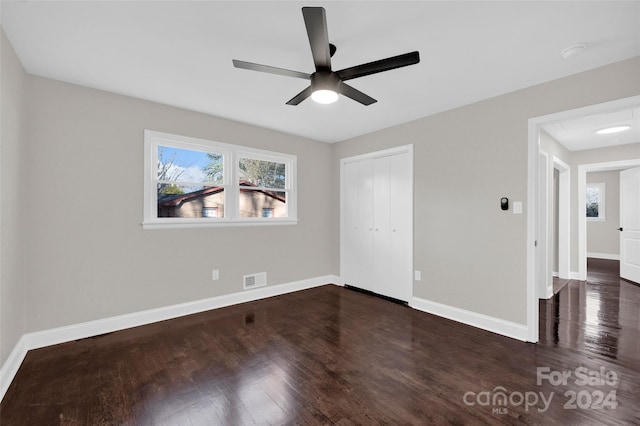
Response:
342,161,360,287
388,152,413,302
357,159,375,292
373,156,392,298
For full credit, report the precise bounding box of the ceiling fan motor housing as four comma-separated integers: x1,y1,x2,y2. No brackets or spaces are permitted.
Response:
311,71,341,93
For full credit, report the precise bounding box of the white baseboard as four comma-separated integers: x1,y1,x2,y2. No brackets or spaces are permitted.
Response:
24,275,340,351
544,286,554,299
587,252,620,261
0,336,27,402
410,297,530,342
569,271,582,280
0,274,339,402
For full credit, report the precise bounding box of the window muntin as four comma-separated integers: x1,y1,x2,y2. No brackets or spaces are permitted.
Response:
144,130,297,228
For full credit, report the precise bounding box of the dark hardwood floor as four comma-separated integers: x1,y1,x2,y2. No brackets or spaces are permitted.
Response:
552,277,570,295
1,260,639,425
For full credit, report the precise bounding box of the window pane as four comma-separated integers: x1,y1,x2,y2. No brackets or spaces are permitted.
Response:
239,188,286,218
238,157,285,189
157,146,223,184
586,185,602,218
586,186,600,204
203,207,218,218
157,184,225,218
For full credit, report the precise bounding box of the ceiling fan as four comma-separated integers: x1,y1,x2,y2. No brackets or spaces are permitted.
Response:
232,6,420,106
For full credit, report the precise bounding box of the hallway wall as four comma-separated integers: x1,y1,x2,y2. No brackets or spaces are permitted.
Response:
587,170,621,258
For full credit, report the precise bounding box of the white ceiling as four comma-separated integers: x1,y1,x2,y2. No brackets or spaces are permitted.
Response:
2,1,640,143
542,106,640,152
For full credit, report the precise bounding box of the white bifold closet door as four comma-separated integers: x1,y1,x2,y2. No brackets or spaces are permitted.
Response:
342,147,413,302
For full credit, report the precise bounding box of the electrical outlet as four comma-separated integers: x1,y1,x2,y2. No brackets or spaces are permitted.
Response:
414,270,422,281
212,269,220,280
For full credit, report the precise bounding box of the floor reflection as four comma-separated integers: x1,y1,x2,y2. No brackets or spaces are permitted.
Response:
4,263,640,425
541,259,638,362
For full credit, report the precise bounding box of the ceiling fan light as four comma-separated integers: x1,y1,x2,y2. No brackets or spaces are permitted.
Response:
311,89,339,104
596,125,631,135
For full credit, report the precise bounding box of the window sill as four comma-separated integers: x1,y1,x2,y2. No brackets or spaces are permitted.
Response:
141,218,299,230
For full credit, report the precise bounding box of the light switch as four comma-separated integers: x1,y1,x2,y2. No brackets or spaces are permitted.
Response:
513,201,523,214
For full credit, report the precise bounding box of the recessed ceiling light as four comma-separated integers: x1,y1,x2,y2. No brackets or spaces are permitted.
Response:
595,125,631,135
561,44,586,59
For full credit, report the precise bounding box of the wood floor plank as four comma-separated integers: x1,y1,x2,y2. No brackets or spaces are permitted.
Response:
2,259,639,424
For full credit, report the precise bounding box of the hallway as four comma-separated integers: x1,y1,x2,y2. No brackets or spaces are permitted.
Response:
541,258,639,364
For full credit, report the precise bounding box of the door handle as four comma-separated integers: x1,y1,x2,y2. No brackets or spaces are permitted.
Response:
618,227,623,231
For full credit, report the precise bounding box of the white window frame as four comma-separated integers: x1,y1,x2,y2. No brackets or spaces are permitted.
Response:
586,182,605,221
143,130,297,229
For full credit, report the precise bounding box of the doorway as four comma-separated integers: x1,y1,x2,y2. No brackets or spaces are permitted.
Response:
527,95,640,342
537,152,570,299
578,160,640,281
554,157,571,282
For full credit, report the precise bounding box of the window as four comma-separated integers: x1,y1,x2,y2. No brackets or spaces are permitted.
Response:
262,208,274,218
144,130,297,228
586,182,605,220
202,207,218,218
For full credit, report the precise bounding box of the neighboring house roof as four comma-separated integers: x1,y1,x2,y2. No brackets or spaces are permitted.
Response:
158,180,285,208
239,180,286,203
158,186,224,207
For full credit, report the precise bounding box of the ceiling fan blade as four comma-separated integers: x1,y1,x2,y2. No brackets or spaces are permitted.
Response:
337,82,377,106
232,59,311,80
337,51,420,81
302,7,332,71
286,86,313,105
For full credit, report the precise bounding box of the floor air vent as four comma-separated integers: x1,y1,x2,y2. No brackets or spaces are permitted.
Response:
243,272,267,290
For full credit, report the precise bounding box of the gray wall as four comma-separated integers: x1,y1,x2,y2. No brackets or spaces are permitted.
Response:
23,76,338,333
540,130,571,163
1,23,639,369
587,171,620,256
334,57,640,325
0,29,27,364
